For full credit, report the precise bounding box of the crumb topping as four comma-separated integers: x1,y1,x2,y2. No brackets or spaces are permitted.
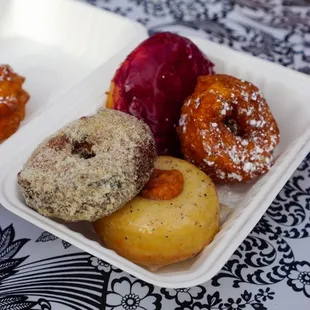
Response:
18,109,157,221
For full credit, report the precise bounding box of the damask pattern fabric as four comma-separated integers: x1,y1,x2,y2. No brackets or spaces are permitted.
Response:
89,0,310,74
0,0,310,309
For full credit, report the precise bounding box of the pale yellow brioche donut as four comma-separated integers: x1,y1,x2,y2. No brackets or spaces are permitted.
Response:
94,156,219,270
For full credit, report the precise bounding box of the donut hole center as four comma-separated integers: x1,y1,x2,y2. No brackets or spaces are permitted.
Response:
223,116,243,137
71,140,96,159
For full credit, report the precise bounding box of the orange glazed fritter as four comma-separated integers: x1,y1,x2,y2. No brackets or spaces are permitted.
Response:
177,74,280,183
0,65,30,143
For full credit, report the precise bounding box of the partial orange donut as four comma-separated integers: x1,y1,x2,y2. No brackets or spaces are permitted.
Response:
0,65,30,143
177,74,280,183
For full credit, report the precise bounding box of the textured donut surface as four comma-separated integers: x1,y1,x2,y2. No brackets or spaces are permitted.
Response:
178,74,280,183
17,109,156,221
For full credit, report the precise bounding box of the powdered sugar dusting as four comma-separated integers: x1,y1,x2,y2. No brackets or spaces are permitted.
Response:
203,158,215,166
0,65,14,82
227,172,243,181
179,114,187,132
194,97,200,108
0,95,17,105
249,119,266,128
185,99,191,107
0,65,18,105
221,101,231,115
241,90,249,101
0,64,27,107
241,140,249,146
228,145,240,164
243,162,255,172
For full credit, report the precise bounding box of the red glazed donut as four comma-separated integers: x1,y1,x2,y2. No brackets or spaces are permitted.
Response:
177,74,280,183
106,32,214,156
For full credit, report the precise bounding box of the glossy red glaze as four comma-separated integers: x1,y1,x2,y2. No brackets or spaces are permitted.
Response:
112,32,215,155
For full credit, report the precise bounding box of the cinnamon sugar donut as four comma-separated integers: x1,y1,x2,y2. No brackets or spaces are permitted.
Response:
177,74,280,183
17,109,156,222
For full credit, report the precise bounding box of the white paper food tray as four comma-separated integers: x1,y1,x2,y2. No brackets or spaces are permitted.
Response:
1,0,310,289
0,0,147,132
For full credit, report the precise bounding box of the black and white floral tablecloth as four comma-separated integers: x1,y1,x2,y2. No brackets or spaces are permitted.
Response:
1,0,310,309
